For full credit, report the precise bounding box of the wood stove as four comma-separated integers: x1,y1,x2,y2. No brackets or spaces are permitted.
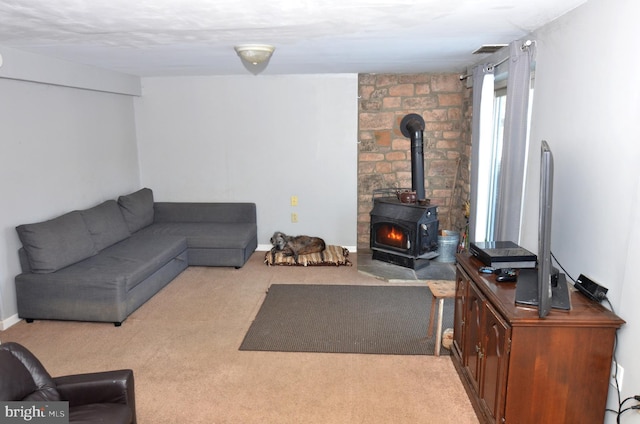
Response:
369,113,440,269
370,196,438,269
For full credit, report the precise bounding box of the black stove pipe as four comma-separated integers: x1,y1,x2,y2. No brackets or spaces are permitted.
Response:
400,113,426,202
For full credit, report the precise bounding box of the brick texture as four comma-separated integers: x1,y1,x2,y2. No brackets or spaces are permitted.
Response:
357,73,471,250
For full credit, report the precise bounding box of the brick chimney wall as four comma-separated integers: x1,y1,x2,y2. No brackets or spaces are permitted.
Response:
357,73,471,250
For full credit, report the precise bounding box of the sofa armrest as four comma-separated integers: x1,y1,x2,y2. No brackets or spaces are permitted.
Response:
18,248,32,274
154,202,256,224
54,369,136,412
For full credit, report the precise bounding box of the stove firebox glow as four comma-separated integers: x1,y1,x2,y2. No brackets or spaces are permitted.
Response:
376,224,408,250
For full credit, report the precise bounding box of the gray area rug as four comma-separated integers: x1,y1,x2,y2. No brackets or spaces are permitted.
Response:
240,284,454,355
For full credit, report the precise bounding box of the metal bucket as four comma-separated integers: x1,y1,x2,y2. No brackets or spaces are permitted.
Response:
434,230,459,263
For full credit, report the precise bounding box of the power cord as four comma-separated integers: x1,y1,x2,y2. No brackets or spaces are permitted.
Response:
550,251,576,283
612,395,640,423
551,253,639,422
619,396,640,412
600,301,640,423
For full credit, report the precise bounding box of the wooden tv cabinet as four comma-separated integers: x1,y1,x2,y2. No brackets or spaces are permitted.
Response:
453,253,624,424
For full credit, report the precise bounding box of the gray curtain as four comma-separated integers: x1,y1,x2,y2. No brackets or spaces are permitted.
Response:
493,40,536,242
468,63,494,243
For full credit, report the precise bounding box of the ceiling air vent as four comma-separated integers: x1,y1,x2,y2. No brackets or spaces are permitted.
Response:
472,44,508,54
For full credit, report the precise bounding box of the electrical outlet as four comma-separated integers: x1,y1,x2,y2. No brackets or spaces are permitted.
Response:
291,213,298,223
610,363,624,392
290,196,298,206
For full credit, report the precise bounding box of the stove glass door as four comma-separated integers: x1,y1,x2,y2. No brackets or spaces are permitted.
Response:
374,223,410,251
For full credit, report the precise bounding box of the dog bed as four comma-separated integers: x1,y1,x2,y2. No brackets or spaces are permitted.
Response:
264,245,352,267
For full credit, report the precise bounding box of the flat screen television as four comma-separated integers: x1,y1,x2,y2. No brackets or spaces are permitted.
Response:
515,140,571,317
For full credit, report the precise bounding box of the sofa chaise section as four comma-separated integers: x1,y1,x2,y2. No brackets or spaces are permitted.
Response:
149,202,258,267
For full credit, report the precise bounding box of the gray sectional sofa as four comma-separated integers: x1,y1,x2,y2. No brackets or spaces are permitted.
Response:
15,188,257,326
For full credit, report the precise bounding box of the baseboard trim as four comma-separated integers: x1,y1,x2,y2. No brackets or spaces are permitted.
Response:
257,244,357,252
1,314,22,331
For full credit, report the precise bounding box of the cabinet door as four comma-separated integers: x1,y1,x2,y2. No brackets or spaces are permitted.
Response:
453,265,468,359
464,281,484,394
479,301,511,424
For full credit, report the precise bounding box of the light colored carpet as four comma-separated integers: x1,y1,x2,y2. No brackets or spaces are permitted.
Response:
0,253,478,424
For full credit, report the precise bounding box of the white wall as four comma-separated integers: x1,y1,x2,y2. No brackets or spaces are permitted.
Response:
522,0,640,421
0,77,141,328
133,74,359,248
0,45,141,95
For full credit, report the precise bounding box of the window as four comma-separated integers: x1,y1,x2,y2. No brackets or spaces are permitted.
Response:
475,75,534,243
469,40,536,244
485,87,507,241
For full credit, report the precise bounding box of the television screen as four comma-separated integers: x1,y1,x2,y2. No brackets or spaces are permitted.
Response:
515,140,570,317
537,140,554,317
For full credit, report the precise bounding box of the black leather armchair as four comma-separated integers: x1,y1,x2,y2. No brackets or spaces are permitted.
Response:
0,342,136,423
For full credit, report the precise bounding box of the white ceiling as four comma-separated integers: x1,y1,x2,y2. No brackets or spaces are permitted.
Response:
0,0,588,77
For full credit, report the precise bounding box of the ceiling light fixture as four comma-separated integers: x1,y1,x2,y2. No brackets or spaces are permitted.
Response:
234,44,275,66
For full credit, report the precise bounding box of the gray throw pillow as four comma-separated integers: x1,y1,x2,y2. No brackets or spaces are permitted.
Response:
16,211,98,274
118,188,154,233
81,200,131,251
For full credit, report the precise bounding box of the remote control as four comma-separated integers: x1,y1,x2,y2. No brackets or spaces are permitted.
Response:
478,266,495,274
496,268,517,282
